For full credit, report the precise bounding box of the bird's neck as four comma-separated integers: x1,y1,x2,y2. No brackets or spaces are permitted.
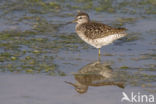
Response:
76,21,89,28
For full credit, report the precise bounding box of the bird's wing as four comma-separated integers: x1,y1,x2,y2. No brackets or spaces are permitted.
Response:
83,22,126,39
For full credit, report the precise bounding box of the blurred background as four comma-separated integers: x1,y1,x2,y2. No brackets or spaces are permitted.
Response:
0,0,156,103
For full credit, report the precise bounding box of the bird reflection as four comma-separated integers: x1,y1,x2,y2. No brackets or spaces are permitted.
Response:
65,61,125,94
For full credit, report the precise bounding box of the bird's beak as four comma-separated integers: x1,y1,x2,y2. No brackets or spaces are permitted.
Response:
66,19,77,24
71,19,77,23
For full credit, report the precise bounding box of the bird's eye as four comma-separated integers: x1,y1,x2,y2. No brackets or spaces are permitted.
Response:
79,17,82,19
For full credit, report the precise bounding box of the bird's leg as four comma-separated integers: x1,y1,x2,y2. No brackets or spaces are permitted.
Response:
98,48,101,56
98,48,101,62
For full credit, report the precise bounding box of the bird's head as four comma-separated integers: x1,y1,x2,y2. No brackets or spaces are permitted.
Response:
72,11,90,24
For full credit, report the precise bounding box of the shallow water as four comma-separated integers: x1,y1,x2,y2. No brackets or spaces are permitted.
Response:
0,0,156,103
0,73,155,104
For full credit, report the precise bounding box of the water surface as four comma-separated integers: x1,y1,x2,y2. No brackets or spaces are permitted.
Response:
0,0,156,103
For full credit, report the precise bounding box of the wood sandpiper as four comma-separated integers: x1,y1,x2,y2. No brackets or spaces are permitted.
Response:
71,12,127,59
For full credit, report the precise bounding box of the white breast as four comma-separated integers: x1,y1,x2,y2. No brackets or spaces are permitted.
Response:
93,33,126,48
76,24,126,48
76,31,126,49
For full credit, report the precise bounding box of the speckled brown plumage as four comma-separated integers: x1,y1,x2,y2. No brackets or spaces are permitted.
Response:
73,12,127,57
76,22,126,39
